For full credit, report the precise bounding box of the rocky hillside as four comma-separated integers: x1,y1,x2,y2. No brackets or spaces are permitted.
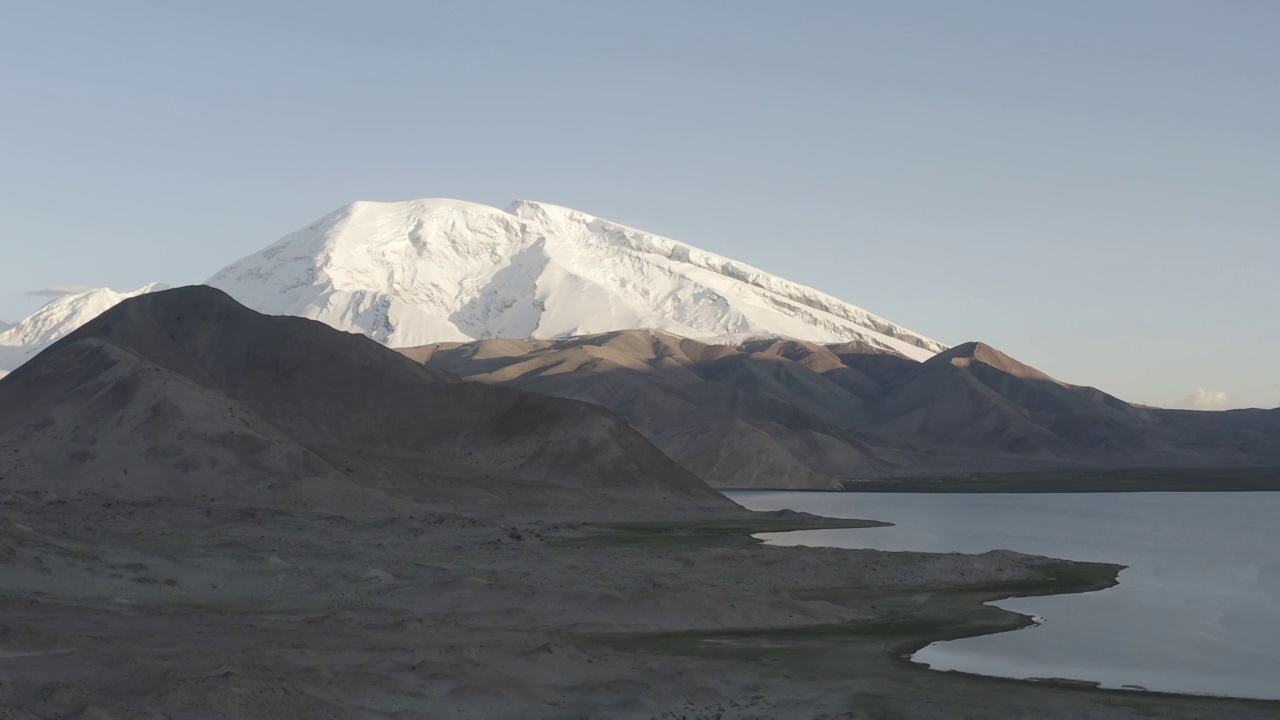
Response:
403,332,1280,488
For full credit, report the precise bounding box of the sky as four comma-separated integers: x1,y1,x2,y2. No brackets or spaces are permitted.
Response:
0,1,1276,409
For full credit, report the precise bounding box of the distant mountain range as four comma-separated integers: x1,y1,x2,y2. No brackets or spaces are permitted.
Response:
403,332,1280,488
1,198,1274,487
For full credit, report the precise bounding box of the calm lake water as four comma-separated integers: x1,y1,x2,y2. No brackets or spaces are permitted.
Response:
726,491,1280,700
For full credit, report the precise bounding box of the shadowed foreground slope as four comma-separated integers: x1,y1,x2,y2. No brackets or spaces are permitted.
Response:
0,286,732,516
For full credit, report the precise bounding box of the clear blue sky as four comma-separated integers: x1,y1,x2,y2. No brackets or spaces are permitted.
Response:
1,1,1276,408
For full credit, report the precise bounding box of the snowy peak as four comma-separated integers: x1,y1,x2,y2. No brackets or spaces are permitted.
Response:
510,199,941,349
0,283,167,349
0,283,167,375
208,198,945,359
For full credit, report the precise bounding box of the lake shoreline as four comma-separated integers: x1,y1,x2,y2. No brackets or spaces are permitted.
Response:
727,466,1280,493
5,494,1278,718
592,519,1280,717
738,490,1280,706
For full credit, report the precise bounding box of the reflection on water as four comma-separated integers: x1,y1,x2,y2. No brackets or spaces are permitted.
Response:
727,490,1280,700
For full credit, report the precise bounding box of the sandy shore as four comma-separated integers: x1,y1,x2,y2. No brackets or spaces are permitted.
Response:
1,492,1275,719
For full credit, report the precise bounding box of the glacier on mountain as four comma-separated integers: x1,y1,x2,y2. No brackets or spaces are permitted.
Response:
207,198,945,359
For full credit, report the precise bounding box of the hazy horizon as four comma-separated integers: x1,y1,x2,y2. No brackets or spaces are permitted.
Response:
2,1,1276,409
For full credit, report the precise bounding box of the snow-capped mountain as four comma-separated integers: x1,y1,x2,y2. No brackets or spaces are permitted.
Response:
0,284,166,376
0,198,945,381
208,199,945,359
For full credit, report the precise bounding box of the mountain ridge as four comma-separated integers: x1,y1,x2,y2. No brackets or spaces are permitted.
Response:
928,341,1058,383
402,329,1280,488
0,286,733,515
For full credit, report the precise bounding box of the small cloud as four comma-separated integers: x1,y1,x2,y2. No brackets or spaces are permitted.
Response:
22,285,93,298
1178,388,1232,411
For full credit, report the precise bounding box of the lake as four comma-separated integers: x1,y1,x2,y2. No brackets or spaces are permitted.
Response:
726,491,1280,700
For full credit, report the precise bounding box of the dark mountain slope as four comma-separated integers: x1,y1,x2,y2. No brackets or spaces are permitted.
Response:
870,342,1158,456
0,287,733,515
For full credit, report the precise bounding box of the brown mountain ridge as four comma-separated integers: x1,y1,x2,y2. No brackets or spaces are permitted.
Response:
402,332,1280,489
